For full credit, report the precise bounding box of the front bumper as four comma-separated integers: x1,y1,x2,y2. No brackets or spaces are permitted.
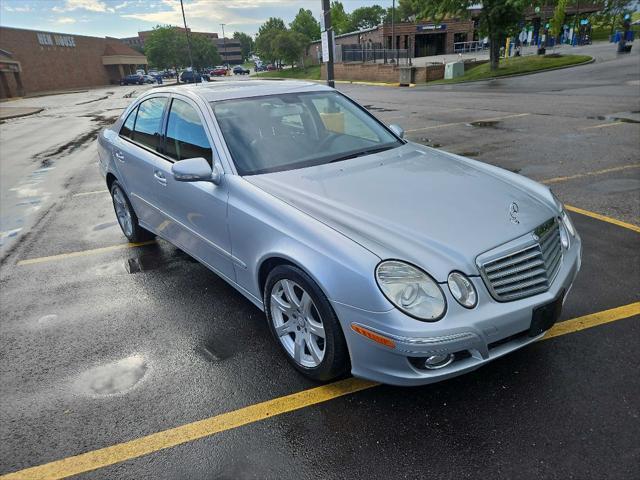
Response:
333,236,582,386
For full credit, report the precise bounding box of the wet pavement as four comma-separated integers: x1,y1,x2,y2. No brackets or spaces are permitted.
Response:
0,45,639,479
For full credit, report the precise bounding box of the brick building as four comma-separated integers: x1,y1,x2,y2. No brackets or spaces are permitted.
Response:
308,19,475,62
0,26,147,98
120,28,243,65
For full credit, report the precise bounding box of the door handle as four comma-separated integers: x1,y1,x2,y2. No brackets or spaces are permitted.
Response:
114,151,125,162
154,170,167,186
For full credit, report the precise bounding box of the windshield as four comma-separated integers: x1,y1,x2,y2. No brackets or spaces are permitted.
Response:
211,91,402,175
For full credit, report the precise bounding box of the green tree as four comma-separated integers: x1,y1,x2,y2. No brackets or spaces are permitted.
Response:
272,30,308,66
290,8,321,41
190,34,221,70
550,0,567,40
349,5,386,30
233,31,254,60
330,1,351,34
401,0,526,70
256,17,287,62
144,25,185,71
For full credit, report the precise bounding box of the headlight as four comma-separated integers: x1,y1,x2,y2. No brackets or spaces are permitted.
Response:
375,260,446,321
552,192,576,247
447,272,477,308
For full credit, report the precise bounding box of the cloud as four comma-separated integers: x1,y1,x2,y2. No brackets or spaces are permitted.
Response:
121,0,266,29
56,16,77,24
4,5,33,12
52,0,109,13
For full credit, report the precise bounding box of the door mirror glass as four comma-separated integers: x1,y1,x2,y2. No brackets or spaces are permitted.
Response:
172,157,221,184
389,124,404,139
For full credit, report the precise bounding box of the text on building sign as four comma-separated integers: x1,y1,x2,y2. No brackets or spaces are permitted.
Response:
37,33,76,47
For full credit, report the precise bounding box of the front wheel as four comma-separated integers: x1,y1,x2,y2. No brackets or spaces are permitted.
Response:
264,265,349,382
110,181,155,243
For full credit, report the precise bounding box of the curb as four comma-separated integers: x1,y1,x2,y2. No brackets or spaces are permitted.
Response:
0,107,44,120
421,56,595,87
254,77,415,88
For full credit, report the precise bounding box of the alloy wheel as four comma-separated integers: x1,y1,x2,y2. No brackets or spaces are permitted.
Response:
270,279,326,368
112,186,133,238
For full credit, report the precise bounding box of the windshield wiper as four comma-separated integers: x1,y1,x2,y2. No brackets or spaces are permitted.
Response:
328,145,395,163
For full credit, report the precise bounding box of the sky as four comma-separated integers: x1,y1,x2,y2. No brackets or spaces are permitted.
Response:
0,0,394,38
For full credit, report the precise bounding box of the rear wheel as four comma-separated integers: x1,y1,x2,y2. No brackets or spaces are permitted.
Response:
110,181,154,243
264,265,349,382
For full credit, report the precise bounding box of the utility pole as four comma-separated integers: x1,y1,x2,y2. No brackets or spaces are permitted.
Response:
391,0,395,63
321,0,334,87
179,0,195,83
220,24,227,68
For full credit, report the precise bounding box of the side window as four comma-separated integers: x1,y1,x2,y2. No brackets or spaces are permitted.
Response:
120,106,137,139
132,97,167,151
165,98,213,164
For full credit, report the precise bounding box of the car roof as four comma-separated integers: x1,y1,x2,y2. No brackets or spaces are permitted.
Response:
150,80,332,102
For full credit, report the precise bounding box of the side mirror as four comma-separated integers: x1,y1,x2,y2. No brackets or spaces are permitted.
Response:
171,157,222,185
389,124,405,139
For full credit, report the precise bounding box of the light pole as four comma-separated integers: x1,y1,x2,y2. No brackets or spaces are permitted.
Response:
220,23,227,68
321,0,334,87
179,0,194,83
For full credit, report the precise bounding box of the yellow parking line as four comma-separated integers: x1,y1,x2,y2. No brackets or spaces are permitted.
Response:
72,189,109,197
16,241,156,266
565,205,640,233
405,113,530,133
541,164,640,185
545,302,640,339
2,301,638,480
580,121,625,130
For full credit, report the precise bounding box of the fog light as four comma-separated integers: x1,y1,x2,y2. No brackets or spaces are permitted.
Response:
424,353,454,370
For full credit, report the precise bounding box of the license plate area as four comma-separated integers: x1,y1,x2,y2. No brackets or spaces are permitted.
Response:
529,290,564,337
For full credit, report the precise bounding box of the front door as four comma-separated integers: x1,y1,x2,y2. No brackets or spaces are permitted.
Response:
149,96,235,281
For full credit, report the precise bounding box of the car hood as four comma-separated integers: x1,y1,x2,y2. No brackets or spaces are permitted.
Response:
245,143,558,281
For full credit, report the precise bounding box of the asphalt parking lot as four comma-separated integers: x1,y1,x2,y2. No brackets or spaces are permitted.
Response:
0,43,639,479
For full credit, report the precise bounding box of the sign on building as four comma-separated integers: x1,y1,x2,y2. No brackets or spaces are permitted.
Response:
37,32,76,47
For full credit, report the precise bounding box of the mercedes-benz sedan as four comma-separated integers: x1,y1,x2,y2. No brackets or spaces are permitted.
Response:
97,80,581,386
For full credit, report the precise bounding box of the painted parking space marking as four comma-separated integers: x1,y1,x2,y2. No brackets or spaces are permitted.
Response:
72,189,109,197
405,113,530,132
2,301,638,480
540,164,640,185
16,241,156,266
565,205,640,234
579,121,626,130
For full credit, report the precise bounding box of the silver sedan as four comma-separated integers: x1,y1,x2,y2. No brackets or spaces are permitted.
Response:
97,80,581,386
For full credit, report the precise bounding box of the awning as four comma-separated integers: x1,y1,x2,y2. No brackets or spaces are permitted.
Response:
102,55,148,66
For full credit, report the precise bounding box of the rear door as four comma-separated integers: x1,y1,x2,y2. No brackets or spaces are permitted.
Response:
147,95,235,280
111,95,169,228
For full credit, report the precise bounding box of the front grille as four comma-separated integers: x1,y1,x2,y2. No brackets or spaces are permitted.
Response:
480,218,563,301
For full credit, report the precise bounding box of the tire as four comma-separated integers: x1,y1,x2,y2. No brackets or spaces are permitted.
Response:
110,181,155,243
264,264,350,382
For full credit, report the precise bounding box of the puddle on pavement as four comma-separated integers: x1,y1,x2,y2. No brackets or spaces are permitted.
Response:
37,314,59,325
419,138,442,148
125,254,166,274
94,260,128,276
467,120,500,128
363,104,396,112
93,221,118,231
76,355,147,396
459,151,480,158
200,339,233,362
587,112,640,124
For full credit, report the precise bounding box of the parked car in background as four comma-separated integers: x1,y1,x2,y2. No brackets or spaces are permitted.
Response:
143,75,158,84
233,65,250,75
180,71,210,83
210,67,227,77
266,64,277,71
98,80,581,386
254,63,267,72
119,74,144,85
